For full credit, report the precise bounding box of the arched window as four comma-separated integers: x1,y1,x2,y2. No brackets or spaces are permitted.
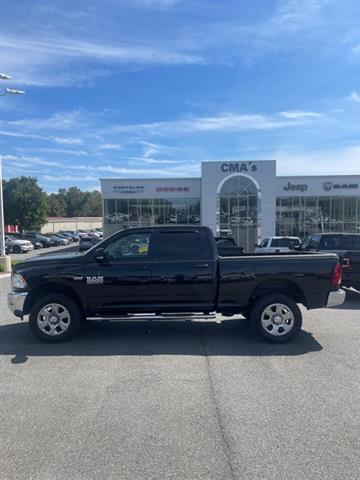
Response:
217,175,261,252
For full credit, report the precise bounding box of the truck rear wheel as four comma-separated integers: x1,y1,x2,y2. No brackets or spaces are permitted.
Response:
29,294,83,342
250,294,302,343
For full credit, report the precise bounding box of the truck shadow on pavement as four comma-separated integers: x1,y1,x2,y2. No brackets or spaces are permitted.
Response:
0,319,322,364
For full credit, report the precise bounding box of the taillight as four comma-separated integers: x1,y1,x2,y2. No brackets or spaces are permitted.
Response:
331,263,342,287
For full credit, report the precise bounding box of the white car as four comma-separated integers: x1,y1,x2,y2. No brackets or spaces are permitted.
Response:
5,235,34,254
255,236,301,253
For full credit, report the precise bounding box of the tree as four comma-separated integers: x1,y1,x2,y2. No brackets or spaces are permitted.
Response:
82,190,102,216
48,193,67,216
63,186,87,217
3,177,48,232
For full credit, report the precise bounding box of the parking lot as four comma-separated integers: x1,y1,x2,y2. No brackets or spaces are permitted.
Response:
9,243,78,261
0,273,359,480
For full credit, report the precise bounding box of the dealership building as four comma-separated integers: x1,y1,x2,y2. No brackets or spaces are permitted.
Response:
101,160,360,251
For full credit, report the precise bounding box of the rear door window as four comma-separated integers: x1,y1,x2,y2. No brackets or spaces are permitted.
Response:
352,235,360,249
155,230,210,260
320,235,353,250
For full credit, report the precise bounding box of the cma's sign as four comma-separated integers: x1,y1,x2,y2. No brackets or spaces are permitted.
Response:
221,162,258,173
283,182,308,192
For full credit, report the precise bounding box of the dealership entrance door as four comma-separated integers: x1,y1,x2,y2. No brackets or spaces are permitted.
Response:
217,175,261,252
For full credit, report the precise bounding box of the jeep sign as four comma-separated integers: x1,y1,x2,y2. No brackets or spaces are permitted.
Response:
283,182,308,192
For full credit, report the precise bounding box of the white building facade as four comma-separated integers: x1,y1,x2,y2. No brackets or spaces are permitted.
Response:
101,161,360,252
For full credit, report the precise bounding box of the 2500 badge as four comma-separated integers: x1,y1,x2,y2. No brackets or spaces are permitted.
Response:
86,276,104,285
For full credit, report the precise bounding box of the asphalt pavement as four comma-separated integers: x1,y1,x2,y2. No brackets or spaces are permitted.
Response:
0,277,359,480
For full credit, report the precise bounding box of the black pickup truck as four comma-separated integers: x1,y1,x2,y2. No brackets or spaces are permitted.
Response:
301,233,360,291
8,226,345,343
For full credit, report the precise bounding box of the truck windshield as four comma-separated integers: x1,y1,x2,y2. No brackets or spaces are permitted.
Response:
271,238,300,248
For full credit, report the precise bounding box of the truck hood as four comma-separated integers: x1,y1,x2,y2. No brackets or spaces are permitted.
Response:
14,252,84,270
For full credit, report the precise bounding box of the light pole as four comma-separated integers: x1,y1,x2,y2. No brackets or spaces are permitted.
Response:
0,75,26,273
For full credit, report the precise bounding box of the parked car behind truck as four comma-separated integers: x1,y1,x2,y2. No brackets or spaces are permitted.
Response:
301,233,360,291
255,236,301,253
8,226,344,344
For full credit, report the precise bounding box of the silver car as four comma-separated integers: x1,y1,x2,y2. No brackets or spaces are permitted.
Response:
5,235,34,254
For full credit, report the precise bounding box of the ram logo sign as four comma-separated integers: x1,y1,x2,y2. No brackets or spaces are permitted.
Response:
323,182,358,191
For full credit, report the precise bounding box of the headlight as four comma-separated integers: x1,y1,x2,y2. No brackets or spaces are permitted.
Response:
12,273,27,290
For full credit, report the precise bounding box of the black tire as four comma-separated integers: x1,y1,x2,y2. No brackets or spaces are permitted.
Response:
29,293,83,343
13,245,22,253
250,294,302,343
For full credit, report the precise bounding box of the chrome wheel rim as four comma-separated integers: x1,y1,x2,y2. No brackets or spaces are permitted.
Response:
37,303,71,336
261,303,294,336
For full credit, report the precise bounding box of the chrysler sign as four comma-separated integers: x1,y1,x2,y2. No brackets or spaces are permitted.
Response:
113,185,145,193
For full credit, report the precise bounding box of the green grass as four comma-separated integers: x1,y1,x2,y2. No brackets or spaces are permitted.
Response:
0,259,21,273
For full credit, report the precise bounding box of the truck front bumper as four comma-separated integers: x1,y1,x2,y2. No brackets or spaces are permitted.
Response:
326,289,346,308
8,292,28,317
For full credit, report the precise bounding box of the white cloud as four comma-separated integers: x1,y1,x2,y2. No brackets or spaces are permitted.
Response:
85,185,101,192
53,136,84,145
3,35,204,87
98,163,200,177
111,111,320,136
43,174,98,181
130,157,178,164
98,143,123,150
8,110,87,130
2,154,64,167
279,110,323,119
0,130,84,145
346,91,360,103
35,148,89,156
1,130,49,140
130,0,180,8
274,145,360,175
352,45,360,54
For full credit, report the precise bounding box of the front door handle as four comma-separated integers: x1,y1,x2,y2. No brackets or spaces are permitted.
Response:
194,263,209,268
132,265,148,270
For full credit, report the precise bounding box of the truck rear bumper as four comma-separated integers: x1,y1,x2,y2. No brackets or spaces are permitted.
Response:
8,292,28,317
326,289,346,308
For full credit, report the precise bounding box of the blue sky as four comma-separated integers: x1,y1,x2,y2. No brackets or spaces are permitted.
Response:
1,0,360,193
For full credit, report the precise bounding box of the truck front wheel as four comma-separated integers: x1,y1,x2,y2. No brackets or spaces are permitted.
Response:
29,294,83,342
250,294,302,343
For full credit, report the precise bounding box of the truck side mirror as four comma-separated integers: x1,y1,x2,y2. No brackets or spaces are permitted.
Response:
95,248,106,263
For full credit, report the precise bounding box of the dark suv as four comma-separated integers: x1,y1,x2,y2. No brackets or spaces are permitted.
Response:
302,233,360,290
22,233,52,248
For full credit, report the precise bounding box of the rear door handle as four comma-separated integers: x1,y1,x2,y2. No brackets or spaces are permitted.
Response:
194,263,209,268
132,265,148,270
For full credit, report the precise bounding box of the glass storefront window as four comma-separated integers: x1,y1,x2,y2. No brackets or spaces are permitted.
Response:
104,198,201,236
217,175,260,252
276,196,360,239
